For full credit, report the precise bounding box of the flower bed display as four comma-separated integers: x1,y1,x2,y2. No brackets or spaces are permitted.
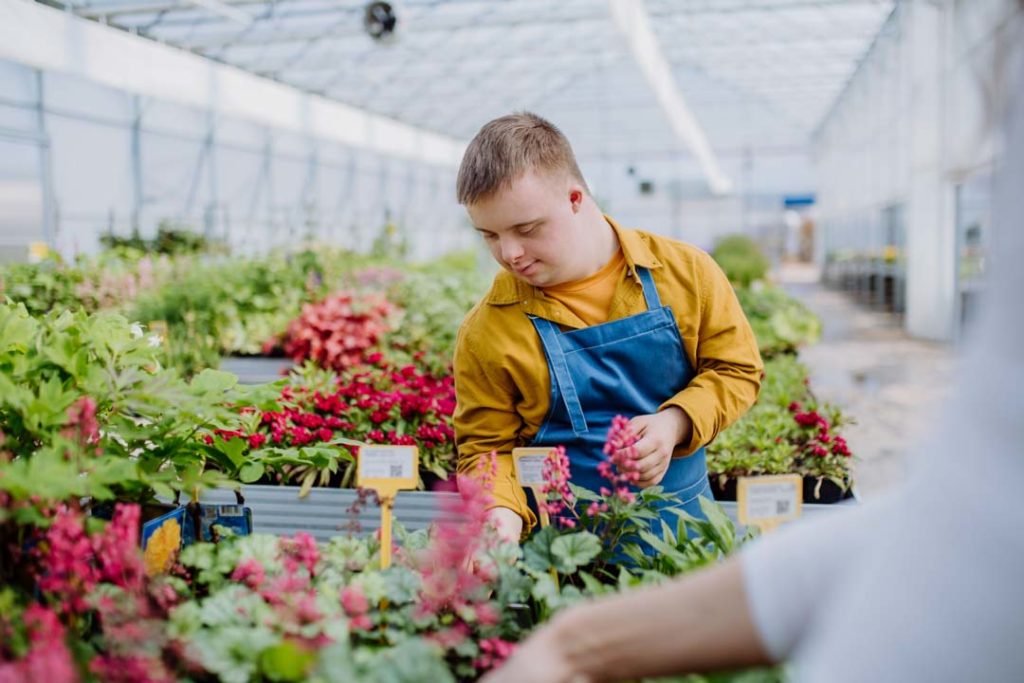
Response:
707,355,855,501
2,398,781,682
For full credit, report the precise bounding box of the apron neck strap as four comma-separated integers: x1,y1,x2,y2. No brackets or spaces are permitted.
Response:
637,267,662,310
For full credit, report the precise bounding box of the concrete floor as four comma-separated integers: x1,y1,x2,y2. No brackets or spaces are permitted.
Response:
773,264,958,501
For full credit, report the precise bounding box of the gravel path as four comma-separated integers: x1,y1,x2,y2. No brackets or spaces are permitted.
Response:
774,264,957,501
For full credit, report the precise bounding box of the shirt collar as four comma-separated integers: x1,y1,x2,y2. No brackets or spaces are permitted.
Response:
486,215,662,305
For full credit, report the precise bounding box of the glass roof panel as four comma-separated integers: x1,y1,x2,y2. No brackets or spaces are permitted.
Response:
44,0,895,165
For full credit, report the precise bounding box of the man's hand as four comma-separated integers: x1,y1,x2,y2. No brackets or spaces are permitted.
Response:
486,506,524,544
625,407,693,488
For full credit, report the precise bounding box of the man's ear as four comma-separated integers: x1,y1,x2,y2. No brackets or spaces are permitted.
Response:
569,187,584,213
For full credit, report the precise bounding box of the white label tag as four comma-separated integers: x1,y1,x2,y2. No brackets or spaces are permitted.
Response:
358,446,416,480
741,478,801,522
515,454,547,487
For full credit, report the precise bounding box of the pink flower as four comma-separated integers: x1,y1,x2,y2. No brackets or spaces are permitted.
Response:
64,396,100,446
474,637,517,671
418,454,497,618
340,585,368,616
601,415,642,503
279,532,319,576
231,559,266,589
539,446,574,517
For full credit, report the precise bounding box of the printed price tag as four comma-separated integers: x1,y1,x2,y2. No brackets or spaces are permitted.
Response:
357,445,418,488
737,475,802,530
356,445,419,570
512,447,552,488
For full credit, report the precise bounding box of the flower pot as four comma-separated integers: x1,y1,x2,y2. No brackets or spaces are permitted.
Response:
708,474,856,505
802,476,855,504
707,474,739,501
420,471,459,493
218,355,294,384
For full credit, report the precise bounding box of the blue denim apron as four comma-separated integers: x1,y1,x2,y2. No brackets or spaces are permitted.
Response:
528,266,712,536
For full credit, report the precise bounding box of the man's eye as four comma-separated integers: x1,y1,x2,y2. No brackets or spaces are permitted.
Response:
518,225,537,236
481,233,498,241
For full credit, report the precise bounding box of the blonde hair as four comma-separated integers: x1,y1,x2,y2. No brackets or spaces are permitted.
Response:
456,112,589,205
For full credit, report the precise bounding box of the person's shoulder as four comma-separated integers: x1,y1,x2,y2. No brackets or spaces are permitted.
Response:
633,229,715,272
455,271,522,351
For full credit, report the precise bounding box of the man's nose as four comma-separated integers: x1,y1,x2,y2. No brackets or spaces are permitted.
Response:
500,236,524,263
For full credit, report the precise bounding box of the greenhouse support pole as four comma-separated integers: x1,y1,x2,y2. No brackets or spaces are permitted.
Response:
131,94,143,234
205,111,219,239
34,70,57,250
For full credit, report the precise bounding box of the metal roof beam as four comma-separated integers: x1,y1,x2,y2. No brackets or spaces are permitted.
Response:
163,10,611,50
609,0,731,194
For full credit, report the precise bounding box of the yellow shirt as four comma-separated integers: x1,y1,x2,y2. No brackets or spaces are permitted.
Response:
453,217,763,531
541,248,625,326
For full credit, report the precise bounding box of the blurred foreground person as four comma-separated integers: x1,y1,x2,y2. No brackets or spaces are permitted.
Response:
482,11,1024,683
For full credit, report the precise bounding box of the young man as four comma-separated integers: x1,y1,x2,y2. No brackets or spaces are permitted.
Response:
453,112,762,542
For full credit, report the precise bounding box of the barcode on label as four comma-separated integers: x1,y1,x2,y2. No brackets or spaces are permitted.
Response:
390,465,403,478
775,500,791,515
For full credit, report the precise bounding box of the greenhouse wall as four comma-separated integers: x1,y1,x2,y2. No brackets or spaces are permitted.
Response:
0,0,470,263
813,0,1021,341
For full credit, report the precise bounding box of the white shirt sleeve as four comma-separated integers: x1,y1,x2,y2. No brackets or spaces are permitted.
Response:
739,29,1024,681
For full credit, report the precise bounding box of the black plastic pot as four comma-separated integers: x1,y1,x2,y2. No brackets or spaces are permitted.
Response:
707,474,854,505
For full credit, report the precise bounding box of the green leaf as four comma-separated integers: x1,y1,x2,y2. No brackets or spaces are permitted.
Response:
260,640,316,682
239,461,264,483
215,437,248,469
191,369,239,394
550,532,602,574
522,525,559,572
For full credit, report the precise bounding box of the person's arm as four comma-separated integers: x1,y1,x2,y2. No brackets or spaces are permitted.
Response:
660,251,763,455
452,324,537,539
482,558,771,683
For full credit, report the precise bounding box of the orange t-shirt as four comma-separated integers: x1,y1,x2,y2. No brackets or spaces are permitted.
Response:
541,249,626,326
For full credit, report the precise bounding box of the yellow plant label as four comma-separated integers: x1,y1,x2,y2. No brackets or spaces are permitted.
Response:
357,445,419,496
356,445,419,570
512,447,552,488
737,474,803,532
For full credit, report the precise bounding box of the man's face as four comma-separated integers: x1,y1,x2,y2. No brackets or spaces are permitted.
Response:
467,168,587,288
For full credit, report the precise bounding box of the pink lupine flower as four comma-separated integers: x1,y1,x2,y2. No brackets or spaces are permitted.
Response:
92,504,144,592
601,415,643,502
419,453,497,618
1,604,79,683
62,396,100,449
36,506,101,615
539,446,574,517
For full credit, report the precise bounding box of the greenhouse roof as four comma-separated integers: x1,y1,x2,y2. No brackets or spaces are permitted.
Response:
42,0,894,183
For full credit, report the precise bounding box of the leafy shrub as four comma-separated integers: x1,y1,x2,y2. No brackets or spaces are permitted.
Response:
712,235,771,287
737,285,822,358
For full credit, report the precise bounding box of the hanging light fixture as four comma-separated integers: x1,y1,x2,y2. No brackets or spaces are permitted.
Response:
364,1,398,41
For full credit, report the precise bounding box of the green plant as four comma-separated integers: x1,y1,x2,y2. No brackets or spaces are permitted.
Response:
712,235,771,287
736,285,822,358
707,356,854,492
0,257,84,317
